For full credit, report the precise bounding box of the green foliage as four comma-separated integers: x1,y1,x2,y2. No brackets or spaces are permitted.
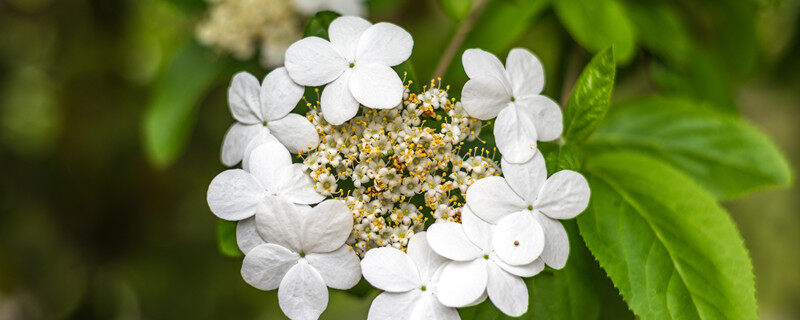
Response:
540,142,583,175
553,0,635,63
155,0,206,12
562,48,616,145
588,95,792,199
303,11,343,39
578,152,758,320
438,0,473,21
393,60,421,92
622,1,691,65
143,41,227,168
216,220,243,258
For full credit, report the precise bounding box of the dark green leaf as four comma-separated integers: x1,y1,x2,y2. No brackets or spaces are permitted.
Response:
303,11,342,39
458,299,501,320
562,47,616,145
438,0,473,21
579,152,758,319
651,51,737,114
553,0,635,63
216,220,243,258
588,95,792,199
539,142,583,175
142,41,226,168
622,1,692,65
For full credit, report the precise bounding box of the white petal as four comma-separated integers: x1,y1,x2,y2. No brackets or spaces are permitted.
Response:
486,262,528,317
278,260,329,320
426,222,484,261
329,16,372,61
221,123,262,166
461,48,511,91
228,72,262,124
367,291,421,320
247,141,292,191
356,22,413,66
535,212,570,269
534,170,591,219
241,243,299,290
493,211,544,266
274,164,325,205
494,255,544,277
302,200,353,253
207,169,265,221
406,232,447,282
321,69,359,125
461,77,512,120
306,245,361,289
268,113,320,153
500,151,547,203
465,176,526,224
506,48,544,97
236,217,265,254
260,67,304,121
361,247,421,292
516,95,563,141
410,293,460,320
241,129,278,171
285,37,346,86
461,205,493,251
349,63,404,109
257,196,305,252
435,259,488,307
494,105,538,164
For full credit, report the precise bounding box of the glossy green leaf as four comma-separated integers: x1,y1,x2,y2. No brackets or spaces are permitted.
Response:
216,220,243,258
303,11,342,39
553,0,635,63
578,152,758,320
562,47,616,145
588,95,792,199
143,41,226,168
539,142,583,175
623,1,691,65
438,0,473,21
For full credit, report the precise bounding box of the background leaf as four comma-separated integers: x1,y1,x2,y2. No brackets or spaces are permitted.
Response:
578,152,758,320
302,11,342,39
438,0,474,21
553,0,636,63
622,0,691,65
562,47,616,145
216,220,242,258
588,95,792,199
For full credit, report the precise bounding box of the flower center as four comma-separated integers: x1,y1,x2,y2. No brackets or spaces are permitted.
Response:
421,285,427,291
527,205,533,211
349,62,355,68
514,240,520,246
299,252,306,258
510,96,516,102
262,120,268,127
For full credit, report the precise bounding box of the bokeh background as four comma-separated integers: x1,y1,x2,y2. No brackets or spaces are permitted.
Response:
0,0,797,319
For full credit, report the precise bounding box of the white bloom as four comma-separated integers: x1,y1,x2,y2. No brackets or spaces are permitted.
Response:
361,232,462,320
460,48,563,163
426,207,544,316
285,16,413,124
207,141,324,221
466,151,590,269
243,197,361,320
292,0,367,17
221,68,319,166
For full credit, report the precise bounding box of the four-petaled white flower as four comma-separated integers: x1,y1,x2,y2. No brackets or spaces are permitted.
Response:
460,48,563,164
207,141,324,222
292,0,367,17
361,232,466,320
222,67,319,166
426,207,544,316
285,16,413,125
467,151,590,269
243,197,361,320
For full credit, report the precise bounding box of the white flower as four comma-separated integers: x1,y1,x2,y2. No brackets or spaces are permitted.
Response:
207,141,324,222
242,197,361,320
426,207,544,316
292,0,367,17
285,16,413,125
460,48,563,163
221,68,320,166
467,151,590,269
361,232,463,320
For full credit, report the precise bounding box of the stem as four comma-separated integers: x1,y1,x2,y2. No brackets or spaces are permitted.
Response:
433,0,490,79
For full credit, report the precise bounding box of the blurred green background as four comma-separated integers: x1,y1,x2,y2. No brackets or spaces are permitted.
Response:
0,0,797,318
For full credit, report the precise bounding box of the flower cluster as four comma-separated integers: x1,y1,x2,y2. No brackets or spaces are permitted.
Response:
206,15,591,320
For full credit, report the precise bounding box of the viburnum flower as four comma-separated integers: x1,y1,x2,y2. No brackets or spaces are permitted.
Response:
361,232,461,319
467,151,590,269
221,68,319,166
242,197,361,320
460,48,562,163
426,206,544,316
207,141,324,222
284,16,413,124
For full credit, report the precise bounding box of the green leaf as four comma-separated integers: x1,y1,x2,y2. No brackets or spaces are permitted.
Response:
651,51,737,114
562,47,616,145
156,0,206,12
587,95,792,199
216,220,243,258
303,11,342,39
622,1,691,65
578,152,757,320
457,299,501,320
438,0,473,21
539,142,583,175
142,41,226,168
553,0,635,63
